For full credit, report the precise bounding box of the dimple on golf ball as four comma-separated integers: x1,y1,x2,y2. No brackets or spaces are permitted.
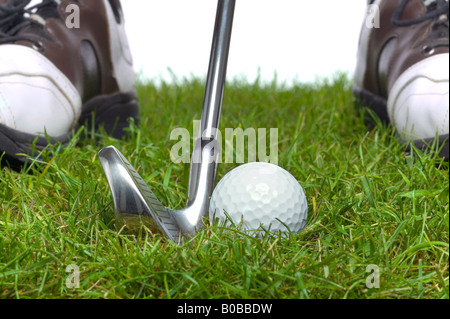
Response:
209,162,308,235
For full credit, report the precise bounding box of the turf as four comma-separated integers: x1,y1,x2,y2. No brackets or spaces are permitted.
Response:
0,74,448,299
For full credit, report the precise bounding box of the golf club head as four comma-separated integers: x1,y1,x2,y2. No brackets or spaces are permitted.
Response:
98,146,182,243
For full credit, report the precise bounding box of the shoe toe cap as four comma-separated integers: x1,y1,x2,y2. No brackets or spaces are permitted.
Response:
0,80,74,137
388,54,449,141
0,44,81,137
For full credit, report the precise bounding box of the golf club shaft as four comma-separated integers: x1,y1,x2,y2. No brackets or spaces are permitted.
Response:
176,0,235,234
201,0,235,139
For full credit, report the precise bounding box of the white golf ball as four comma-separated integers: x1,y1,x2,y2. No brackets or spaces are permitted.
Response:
209,162,308,235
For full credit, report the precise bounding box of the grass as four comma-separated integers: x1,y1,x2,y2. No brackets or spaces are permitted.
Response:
0,74,448,299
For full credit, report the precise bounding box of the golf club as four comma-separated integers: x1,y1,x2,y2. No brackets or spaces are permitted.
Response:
98,0,236,244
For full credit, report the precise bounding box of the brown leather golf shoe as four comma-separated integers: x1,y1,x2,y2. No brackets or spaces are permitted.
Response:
354,0,449,160
0,0,138,167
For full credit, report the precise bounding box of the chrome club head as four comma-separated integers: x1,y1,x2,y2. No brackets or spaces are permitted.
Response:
99,146,182,243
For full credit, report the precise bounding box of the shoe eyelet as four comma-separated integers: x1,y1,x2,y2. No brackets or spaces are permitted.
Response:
32,41,44,51
422,45,435,55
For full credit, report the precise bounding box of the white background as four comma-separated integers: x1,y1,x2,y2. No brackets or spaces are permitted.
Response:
121,0,368,85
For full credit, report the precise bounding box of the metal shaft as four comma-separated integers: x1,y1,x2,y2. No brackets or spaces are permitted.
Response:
174,0,236,235
201,0,235,139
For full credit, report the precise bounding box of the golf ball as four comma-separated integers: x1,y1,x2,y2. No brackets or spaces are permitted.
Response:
209,162,308,235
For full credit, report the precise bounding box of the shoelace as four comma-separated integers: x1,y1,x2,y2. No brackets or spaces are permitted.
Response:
0,0,29,15
393,0,449,26
0,0,30,31
0,0,61,47
392,0,449,52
